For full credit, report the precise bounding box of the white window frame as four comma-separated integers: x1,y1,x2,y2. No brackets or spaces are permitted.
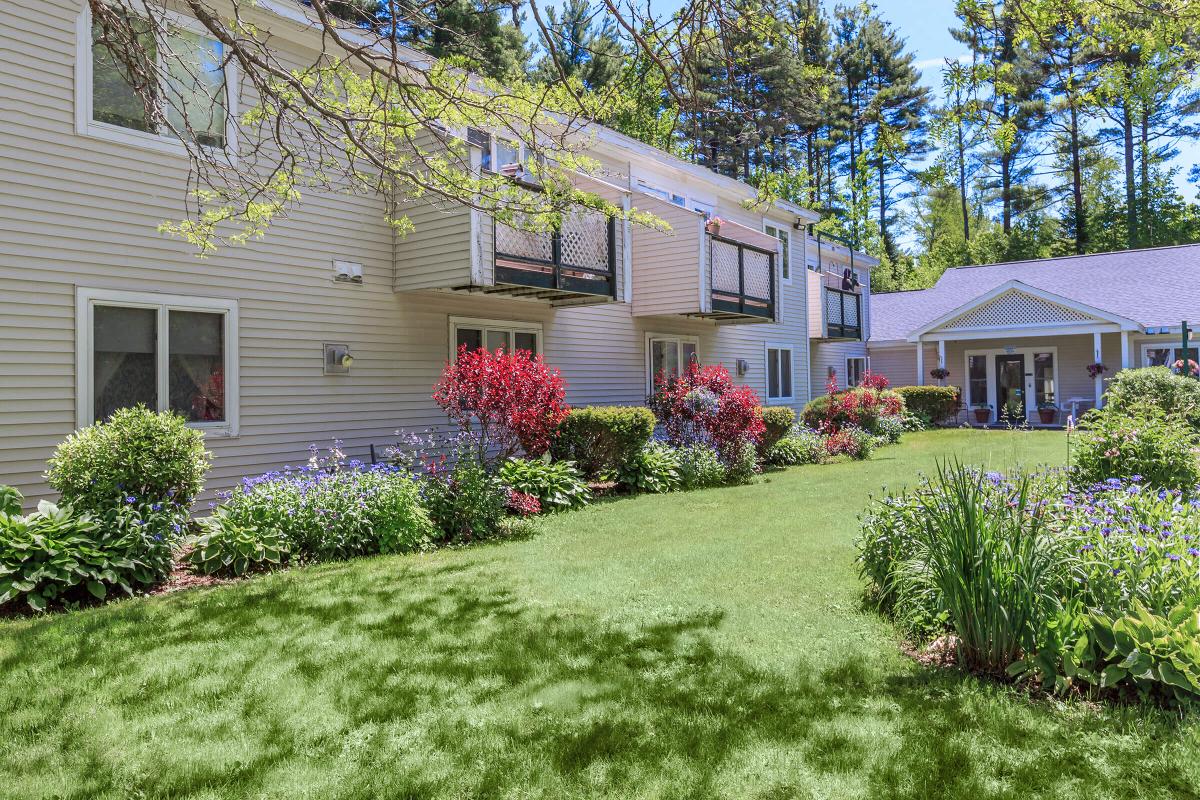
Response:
846,356,868,388
764,223,792,283
764,343,795,403
635,179,687,208
75,288,239,436
75,4,238,160
448,317,543,360
1141,343,1197,369
645,332,700,393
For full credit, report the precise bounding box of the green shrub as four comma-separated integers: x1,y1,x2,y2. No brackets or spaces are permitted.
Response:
498,458,591,512
551,406,656,479
617,443,681,493
759,406,796,453
0,485,21,516
724,440,759,485
1104,367,1200,428
46,406,210,513
873,414,905,445
894,386,960,426
218,462,435,561
826,426,876,460
856,491,942,640
1072,404,1200,491
676,445,727,490
187,512,290,577
764,429,826,466
0,500,174,611
909,464,1060,672
424,459,508,544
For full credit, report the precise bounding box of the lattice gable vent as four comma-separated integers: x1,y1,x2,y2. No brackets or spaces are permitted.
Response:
938,289,1097,330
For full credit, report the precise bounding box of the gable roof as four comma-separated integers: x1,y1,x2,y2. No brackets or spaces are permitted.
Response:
870,244,1200,342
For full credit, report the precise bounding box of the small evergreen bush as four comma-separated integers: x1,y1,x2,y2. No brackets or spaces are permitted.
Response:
550,406,656,479
759,406,796,453
893,386,960,426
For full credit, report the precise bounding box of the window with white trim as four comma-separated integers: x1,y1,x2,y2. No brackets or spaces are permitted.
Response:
846,357,867,387
466,128,540,180
450,318,542,358
78,6,234,152
1143,344,1199,370
766,346,794,401
77,289,238,434
635,179,686,207
647,334,699,391
764,223,791,282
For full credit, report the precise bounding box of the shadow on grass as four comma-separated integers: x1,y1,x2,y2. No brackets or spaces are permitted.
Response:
1,560,1195,799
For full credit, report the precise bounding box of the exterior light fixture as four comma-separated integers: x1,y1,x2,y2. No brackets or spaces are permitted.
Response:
324,343,354,374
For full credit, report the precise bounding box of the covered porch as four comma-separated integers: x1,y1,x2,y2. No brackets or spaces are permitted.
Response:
910,281,1143,426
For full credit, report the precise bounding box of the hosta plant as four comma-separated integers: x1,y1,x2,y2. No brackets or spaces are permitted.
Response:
617,443,681,494
498,458,591,512
187,512,290,577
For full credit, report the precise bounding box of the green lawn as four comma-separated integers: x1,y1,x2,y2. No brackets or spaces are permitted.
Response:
4,428,1200,799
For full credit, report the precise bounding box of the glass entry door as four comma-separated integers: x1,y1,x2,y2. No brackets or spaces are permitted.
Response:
995,354,1026,422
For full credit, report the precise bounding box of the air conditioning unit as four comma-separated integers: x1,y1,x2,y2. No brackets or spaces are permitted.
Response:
332,260,363,284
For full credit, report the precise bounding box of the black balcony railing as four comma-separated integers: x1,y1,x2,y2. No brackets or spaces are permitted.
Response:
708,234,775,321
493,209,617,299
824,286,861,339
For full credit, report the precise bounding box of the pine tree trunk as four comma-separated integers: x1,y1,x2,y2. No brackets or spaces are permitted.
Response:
1140,110,1152,245
877,149,890,260
1123,98,1138,249
957,117,970,241
1069,102,1087,254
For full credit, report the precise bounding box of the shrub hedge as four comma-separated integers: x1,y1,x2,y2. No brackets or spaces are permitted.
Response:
893,386,960,425
1103,367,1200,429
759,406,796,453
551,406,656,479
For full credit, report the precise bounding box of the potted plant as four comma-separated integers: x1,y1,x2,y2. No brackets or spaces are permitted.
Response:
704,217,727,237
929,366,950,381
972,403,992,424
1037,402,1058,425
1086,362,1108,379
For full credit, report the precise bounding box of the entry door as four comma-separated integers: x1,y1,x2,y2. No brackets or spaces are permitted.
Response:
995,354,1026,421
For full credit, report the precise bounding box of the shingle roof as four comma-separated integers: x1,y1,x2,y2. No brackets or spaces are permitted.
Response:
869,244,1200,341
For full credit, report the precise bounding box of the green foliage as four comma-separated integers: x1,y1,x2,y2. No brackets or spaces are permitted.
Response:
759,407,796,453
1013,601,1200,705
856,491,943,640
616,444,681,494
894,386,960,426
550,406,656,479
0,501,174,612
675,445,727,490
1072,404,1200,491
218,465,435,561
187,513,290,578
498,458,591,512
1103,367,1200,429
46,406,210,513
764,429,827,467
0,485,22,516
873,414,905,445
424,459,509,544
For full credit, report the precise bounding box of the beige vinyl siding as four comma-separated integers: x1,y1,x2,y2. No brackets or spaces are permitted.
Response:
631,198,704,317
0,0,816,505
811,341,870,392
866,344,940,389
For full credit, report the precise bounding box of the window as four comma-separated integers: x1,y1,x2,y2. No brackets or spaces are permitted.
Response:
76,289,238,434
846,357,867,388
78,6,234,153
968,354,987,407
450,318,542,359
467,127,492,171
1144,345,1198,369
1034,352,1056,406
636,179,687,208
766,346,794,401
764,224,791,282
647,334,698,391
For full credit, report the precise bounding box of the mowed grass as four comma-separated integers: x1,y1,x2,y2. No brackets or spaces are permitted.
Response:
4,429,1200,799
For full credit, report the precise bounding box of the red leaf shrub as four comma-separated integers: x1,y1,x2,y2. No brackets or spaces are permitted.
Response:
648,362,766,463
860,371,890,390
801,374,904,435
506,489,542,516
434,346,570,465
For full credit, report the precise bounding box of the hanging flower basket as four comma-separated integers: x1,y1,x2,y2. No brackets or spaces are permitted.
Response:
1086,362,1108,379
929,367,950,380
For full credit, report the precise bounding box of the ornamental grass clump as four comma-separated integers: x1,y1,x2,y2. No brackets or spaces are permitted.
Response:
911,463,1061,673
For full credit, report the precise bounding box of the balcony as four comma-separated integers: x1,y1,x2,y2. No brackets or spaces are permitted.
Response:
491,208,617,303
823,286,862,339
630,199,779,324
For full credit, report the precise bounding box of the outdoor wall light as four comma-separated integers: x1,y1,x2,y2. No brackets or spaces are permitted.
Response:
324,343,354,375
736,358,750,376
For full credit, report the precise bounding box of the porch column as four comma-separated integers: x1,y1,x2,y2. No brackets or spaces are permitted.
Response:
937,340,946,386
1093,331,1104,409
1120,331,1131,370
916,336,925,386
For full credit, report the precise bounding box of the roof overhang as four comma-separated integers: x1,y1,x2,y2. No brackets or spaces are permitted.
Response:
907,280,1143,342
